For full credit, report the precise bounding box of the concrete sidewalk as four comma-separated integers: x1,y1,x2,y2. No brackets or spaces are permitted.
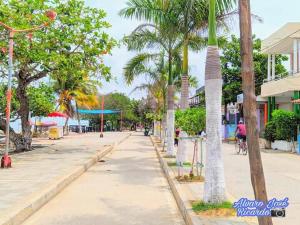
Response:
151,136,256,225
0,132,130,225
22,133,184,225
162,137,299,225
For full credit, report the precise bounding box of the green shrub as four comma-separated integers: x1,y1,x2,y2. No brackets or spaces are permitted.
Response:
268,110,297,141
264,121,276,142
175,107,205,135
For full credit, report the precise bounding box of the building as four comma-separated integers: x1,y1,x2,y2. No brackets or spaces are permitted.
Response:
189,86,204,108
261,22,300,121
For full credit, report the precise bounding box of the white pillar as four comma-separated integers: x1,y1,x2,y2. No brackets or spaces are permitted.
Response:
267,54,271,81
272,54,275,80
176,131,188,164
290,53,294,74
293,39,298,74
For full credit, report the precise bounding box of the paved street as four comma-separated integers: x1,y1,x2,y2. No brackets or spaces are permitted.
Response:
22,133,184,225
0,132,129,223
223,143,299,225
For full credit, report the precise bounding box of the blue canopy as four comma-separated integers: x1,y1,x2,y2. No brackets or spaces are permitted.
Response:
78,109,121,114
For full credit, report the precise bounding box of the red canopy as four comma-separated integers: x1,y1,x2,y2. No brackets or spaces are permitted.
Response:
47,112,68,118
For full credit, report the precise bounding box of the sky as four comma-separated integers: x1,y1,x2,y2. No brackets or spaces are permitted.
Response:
85,0,300,99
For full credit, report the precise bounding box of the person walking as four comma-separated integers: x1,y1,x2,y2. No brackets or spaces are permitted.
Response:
174,127,180,146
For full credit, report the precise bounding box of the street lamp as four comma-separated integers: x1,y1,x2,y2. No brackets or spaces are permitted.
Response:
0,10,57,168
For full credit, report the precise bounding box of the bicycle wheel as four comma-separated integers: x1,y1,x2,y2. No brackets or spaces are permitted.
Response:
235,139,241,154
243,145,248,155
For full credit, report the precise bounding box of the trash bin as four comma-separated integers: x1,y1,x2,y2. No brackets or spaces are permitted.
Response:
49,126,63,139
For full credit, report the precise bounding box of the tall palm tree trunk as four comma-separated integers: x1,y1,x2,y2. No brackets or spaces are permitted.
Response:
167,84,175,156
180,42,190,109
167,50,175,156
239,1,272,224
64,117,69,136
178,41,189,163
203,0,226,203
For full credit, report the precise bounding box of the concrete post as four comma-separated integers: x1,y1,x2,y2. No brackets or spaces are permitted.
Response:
272,54,275,80
267,54,271,81
294,39,298,74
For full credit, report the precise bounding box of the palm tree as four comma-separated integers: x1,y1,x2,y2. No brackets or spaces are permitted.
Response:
168,0,235,164
126,53,169,114
54,75,99,134
121,17,183,156
239,1,272,224
203,0,236,204
172,0,236,109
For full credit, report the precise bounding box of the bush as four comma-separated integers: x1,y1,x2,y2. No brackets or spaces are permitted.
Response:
175,107,205,135
264,121,276,142
266,110,297,142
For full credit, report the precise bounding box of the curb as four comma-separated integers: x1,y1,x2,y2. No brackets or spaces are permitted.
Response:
151,136,257,225
150,136,199,225
0,133,131,225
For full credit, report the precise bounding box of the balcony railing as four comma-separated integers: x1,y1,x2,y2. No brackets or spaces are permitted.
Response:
263,71,293,83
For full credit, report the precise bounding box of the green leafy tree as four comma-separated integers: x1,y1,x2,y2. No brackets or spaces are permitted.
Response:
0,83,55,119
221,35,288,108
101,93,139,130
175,107,206,136
28,83,55,117
0,85,19,119
0,0,116,150
120,1,185,156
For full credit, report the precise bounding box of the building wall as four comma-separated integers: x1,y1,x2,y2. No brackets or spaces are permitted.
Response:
278,103,293,111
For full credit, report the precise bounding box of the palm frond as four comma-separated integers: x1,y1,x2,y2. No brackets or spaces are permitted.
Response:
119,0,169,24
123,53,161,84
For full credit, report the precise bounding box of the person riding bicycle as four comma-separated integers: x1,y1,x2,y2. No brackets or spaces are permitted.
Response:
235,120,247,144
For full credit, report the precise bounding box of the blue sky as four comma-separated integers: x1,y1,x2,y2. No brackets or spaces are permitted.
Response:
85,0,300,99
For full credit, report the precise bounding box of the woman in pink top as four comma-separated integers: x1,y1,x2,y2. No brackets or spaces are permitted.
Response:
235,121,246,142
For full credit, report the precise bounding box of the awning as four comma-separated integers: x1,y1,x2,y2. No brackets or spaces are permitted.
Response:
78,109,121,114
48,112,68,118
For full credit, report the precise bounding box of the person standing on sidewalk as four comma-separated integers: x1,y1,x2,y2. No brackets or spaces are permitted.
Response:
174,127,180,146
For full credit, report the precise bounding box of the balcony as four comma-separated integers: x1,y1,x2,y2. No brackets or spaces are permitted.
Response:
261,22,300,97
261,71,300,97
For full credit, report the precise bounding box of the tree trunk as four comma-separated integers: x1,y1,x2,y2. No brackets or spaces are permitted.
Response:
75,101,82,134
167,84,175,156
239,1,273,224
203,0,226,203
180,42,190,109
159,119,162,139
176,131,188,163
203,45,226,203
0,118,29,151
161,114,166,142
178,41,190,163
167,46,175,156
16,78,32,151
64,117,69,135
